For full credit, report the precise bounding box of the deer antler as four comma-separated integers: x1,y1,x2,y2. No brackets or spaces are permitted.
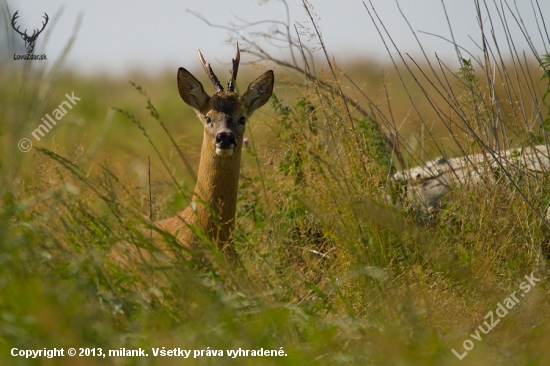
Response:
11,11,48,40
11,11,28,38
198,49,224,93
227,43,240,93
32,13,49,39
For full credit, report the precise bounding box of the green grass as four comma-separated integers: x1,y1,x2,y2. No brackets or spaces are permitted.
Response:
1,1,550,365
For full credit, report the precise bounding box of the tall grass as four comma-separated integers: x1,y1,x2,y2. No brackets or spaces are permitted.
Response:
1,0,550,365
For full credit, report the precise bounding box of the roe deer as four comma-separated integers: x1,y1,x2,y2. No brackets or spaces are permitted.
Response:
152,44,274,264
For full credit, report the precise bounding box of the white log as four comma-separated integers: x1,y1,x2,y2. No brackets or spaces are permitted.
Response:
393,145,550,211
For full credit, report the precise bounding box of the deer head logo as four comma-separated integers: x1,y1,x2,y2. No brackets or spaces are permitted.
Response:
11,11,49,54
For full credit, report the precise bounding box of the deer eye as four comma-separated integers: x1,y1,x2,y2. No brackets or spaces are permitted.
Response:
239,117,246,125
205,116,212,124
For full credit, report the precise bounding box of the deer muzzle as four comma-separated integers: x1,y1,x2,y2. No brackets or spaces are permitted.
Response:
215,131,236,156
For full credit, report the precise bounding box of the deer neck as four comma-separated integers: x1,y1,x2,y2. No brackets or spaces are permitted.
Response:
188,137,242,241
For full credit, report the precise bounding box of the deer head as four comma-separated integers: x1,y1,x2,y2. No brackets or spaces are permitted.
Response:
11,11,49,54
177,44,274,158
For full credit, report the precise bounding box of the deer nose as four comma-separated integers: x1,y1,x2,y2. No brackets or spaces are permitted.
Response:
216,132,236,146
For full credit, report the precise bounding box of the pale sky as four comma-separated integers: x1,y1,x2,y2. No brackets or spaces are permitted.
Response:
2,0,549,75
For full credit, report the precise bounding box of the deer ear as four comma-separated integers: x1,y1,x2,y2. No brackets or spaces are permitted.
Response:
177,67,210,111
241,70,274,115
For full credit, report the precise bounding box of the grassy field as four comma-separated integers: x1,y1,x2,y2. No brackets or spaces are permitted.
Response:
1,1,550,365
